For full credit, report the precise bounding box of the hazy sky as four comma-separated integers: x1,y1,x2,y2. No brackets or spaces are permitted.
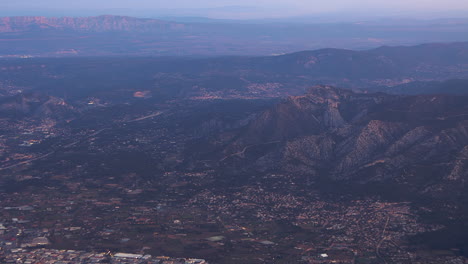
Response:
2,0,468,19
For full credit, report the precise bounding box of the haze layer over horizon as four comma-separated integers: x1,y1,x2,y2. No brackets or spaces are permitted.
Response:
2,0,468,20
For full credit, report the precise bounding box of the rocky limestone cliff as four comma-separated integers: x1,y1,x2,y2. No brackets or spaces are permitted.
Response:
203,86,468,199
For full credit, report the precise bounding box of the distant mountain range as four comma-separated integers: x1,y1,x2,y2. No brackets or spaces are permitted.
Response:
0,15,185,33
1,15,468,56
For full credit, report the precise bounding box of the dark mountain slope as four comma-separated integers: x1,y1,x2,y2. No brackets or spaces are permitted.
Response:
1,42,468,103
